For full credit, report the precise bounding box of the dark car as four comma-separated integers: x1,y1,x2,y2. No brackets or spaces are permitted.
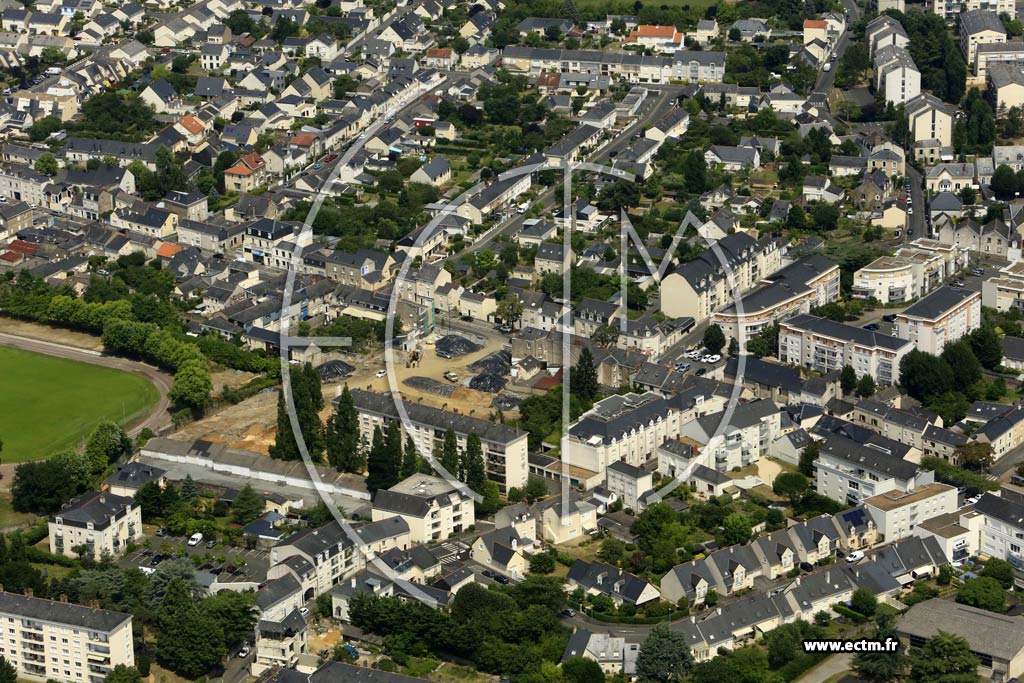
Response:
494,574,510,584
800,562,815,572
695,368,707,376
149,555,162,566
882,314,897,323
863,323,880,331
481,569,496,579
560,608,576,618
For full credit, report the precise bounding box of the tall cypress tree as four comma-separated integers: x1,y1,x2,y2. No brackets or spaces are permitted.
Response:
326,385,364,472
365,425,389,493
268,391,300,461
439,427,459,478
570,347,599,402
462,432,487,493
382,420,404,488
401,435,419,479
269,366,325,461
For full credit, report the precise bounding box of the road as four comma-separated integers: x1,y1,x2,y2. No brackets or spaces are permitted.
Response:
810,0,861,121
906,165,925,239
0,330,172,438
467,85,683,254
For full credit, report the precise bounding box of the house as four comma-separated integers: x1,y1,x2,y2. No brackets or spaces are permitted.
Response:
562,630,640,677
104,462,166,498
704,145,759,170
624,24,683,53
471,527,530,579
803,176,843,204
223,152,267,193
605,460,653,512
535,241,573,275
139,78,179,113
531,493,598,544
566,560,661,606
49,491,141,561
410,155,450,186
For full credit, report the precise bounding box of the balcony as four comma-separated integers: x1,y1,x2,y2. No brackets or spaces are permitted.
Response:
851,285,874,300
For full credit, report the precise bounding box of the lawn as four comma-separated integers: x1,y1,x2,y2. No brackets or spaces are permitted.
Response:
0,347,160,462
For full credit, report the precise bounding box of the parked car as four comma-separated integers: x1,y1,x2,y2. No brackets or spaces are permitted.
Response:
800,562,815,572
560,608,576,617
966,494,982,505
971,268,985,276
706,354,721,363
494,574,510,584
952,280,965,287
187,533,203,546
155,527,167,537
845,551,865,563
299,607,310,616
443,371,459,383
205,539,217,549
481,569,496,579
375,369,387,378
239,646,251,658
882,314,897,323
863,323,880,331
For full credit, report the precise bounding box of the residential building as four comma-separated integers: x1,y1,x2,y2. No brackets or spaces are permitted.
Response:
679,398,782,472
605,460,653,512
895,286,981,354
0,591,134,683
566,560,661,606
863,483,959,541
897,600,1024,680
814,432,933,506
562,630,639,677
976,40,1024,77
960,10,1006,70
348,389,529,492
103,462,166,498
974,494,1024,576
268,520,361,600
371,475,475,544
48,491,141,561
874,44,921,105
906,93,954,148
778,314,913,385
935,0,1014,21
988,59,1024,110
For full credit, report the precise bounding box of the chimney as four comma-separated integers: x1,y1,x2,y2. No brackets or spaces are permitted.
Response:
24,588,32,598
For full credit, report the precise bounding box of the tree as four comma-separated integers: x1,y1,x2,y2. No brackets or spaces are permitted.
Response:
812,203,840,230
851,588,878,616
720,512,752,546
787,204,807,230
168,359,211,412
135,480,165,519
798,441,820,478
401,435,420,479
524,477,549,501
970,325,1002,370
0,656,15,683
11,454,89,514
562,656,605,683
956,576,1007,612
955,442,994,472
773,472,809,506
438,427,460,478
636,622,694,683
856,373,876,398
529,552,555,574
201,590,258,650
703,324,726,355
992,164,1018,200
231,484,265,525
180,474,198,500
981,558,1015,588
34,152,58,176
326,386,364,472
841,365,857,395
461,432,487,493
854,626,906,683
85,422,131,475
497,295,524,327
367,421,403,492
900,350,954,402
909,631,979,683
941,340,983,389
570,347,599,402
157,577,226,679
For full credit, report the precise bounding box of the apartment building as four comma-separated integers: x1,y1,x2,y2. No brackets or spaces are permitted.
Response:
661,232,783,322
605,461,654,512
873,44,921,105
935,0,1014,21
974,494,1024,576
499,46,726,84
371,475,475,543
242,218,312,270
895,286,981,354
983,259,1024,312
679,399,782,472
960,10,1006,70
48,492,141,562
866,16,909,57
976,40,1024,78
973,404,1024,461
267,520,361,600
863,483,959,541
906,93,954,148
712,254,841,352
778,314,913,385
814,432,934,506
348,389,528,492
252,609,306,676
851,399,940,451
853,255,933,304
0,591,134,683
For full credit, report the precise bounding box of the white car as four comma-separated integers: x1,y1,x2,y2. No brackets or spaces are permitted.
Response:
706,354,721,363
187,532,203,547
966,495,982,505
375,369,387,378
845,551,865,563
701,355,712,363
299,607,310,616
239,647,250,658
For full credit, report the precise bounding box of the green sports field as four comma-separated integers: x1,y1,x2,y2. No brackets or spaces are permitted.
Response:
0,347,160,462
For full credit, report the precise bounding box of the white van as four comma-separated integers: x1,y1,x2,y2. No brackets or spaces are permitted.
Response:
187,532,203,546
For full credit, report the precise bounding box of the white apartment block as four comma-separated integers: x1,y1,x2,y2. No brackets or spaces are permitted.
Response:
895,286,981,354
935,0,1014,21
874,44,921,105
605,460,653,512
48,492,141,562
679,399,782,472
371,475,475,543
814,433,933,506
267,521,362,600
864,483,959,541
0,591,134,683
960,10,1007,69
348,389,529,493
983,260,1024,312
778,314,913,385
975,494,1024,575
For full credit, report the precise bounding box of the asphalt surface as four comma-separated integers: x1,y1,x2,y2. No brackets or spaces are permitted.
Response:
0,331,172,439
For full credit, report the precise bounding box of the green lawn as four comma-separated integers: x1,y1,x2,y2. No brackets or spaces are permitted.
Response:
0,347,160,462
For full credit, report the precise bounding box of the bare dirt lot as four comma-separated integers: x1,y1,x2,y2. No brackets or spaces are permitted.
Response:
174,389,280,453
0,319,104,350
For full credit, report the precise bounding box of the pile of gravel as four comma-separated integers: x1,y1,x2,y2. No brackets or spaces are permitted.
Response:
470,350,511,376
317,360,355,381
435,334,482,358
491,394,522,410
469,373,507,393
404,376,457,397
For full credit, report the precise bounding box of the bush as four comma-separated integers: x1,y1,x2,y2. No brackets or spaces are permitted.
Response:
831,604,868,622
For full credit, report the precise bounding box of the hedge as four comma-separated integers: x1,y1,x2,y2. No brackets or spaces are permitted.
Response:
587,609,691,624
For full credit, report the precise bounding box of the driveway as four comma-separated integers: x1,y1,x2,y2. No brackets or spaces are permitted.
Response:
794,653,853,683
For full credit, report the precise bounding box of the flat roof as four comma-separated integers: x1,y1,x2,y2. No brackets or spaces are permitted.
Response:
863,483,955,511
